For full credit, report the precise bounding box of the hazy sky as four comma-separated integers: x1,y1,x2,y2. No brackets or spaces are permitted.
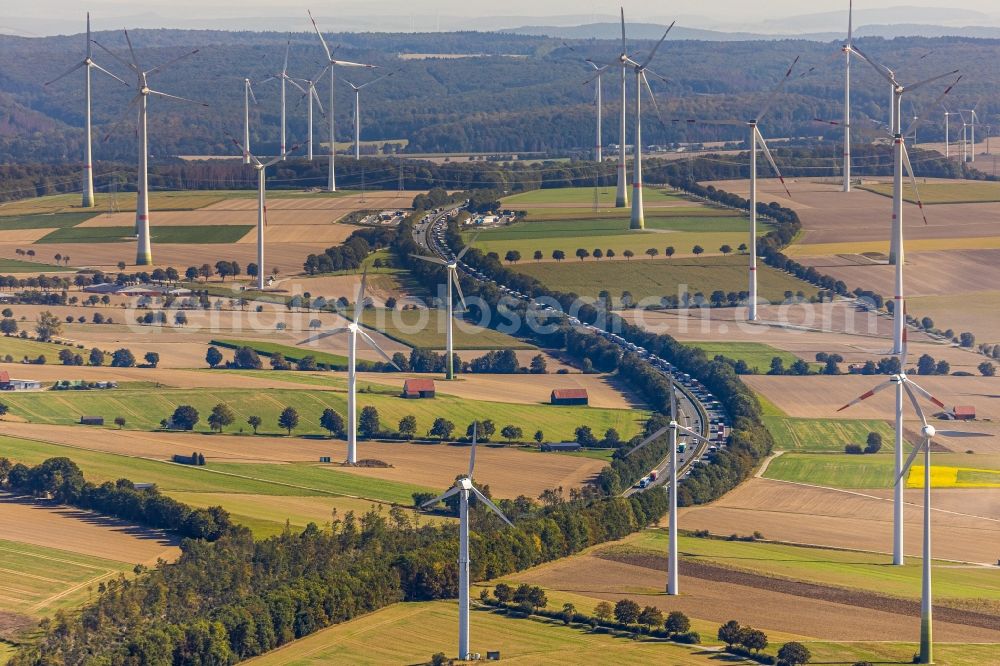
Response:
4,1,1000,35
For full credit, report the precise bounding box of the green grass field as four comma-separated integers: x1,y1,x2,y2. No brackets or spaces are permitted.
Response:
211,338,353,369
762,417,896,453
0,537,133,617
357,308,535,350
0,258,68,272
0,212,95,230
513,255,817,306
624,531,1000,603
0,386,647,442
687,341,801,373
763,452,1000,488
0,336,88,363
502,186,686,206
37,224,252,244
861,181,1000,204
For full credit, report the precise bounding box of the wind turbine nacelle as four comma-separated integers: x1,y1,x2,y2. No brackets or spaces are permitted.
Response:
922,424,936,438
458,477,473,490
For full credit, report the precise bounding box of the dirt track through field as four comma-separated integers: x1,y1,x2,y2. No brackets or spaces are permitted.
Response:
595,548,999,632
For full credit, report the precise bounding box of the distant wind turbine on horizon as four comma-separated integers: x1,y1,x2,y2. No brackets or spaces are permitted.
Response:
345,70,396,161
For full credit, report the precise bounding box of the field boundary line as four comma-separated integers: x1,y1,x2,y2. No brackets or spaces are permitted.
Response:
0,544,112,571
31,569,117,612
755,450,785,477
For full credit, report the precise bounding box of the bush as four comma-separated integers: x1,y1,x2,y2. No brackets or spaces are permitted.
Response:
844,444,863,454
777,641,811,665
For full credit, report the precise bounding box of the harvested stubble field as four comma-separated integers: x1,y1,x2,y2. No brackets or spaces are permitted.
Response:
513,255,818,305
0,427,606,501
861,180,1000,205
676,477,1000,564
357,307,535,350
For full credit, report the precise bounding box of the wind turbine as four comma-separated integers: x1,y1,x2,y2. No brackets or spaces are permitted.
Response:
344,70,396,160
291,72,325,161
92,31,204,266
45,13,127,208
563,42,603,163
943,107,955,159
961,105,979,162
422,424,513,661
299,271,399,464
308,10,378,192
625,375,710,595
600,9,630,208
841,0,854,192
842,45,959,565
262,40,295,160
409,238,477,380
227,134,298,290
243,78,257,165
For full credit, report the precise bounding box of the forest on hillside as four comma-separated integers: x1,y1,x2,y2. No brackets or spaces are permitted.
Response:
0,27,998,161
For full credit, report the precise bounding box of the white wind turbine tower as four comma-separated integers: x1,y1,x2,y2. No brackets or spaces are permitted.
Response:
344,70,396,160
678,58,799,321
262,40,295,161
227,134,299,289
410,239,477,380
422,424,513,661
92,31,204,266
290,73,324,161
961,105,979,162
243,78,257,165
625,375,710,595
45,13,127,208
299,270,399,464
841,44,959,566
841,0,854,192
308,10,378,192
562,42,603,163
608,9,629,207
942,107,955,160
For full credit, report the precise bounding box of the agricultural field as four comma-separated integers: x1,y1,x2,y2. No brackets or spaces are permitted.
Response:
763,417,896,452
211,338,352,369
0,257,68,272
513,255,818,306
36,224,252,244
357,307,536,350
0,336,88,362
0,212,96,229
0,385,646,443
687,341,802,373
861,180,1000,205
501,186,687,207
762,452,1000,489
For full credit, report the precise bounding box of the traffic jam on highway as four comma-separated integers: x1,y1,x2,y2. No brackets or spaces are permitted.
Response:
421,207,731,492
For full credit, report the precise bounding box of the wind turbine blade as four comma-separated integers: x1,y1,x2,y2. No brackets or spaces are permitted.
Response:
586,59,617,68
620,7,626,54
123,29,142,73
755,128,792,199
625,426,670,457
468,424,477,477
91,62,129,86
849,44,896,86
639,21,674,68
676,425,712,445
247,80,258,104
669,376,678,422
904,69,961,94
357,329,400,370
262,155,284,168
756,56,799,121
144,48,199,78
360,69,398,88
86,12,92,58
836,379,894,412
311,86,325,115
902,377,946,410
333,59,377,68
308,10,334,61
895,437,928,485
697,119,746,127
101,93,142,142
91,39,138,74
847,0,853,43
410,253,448,266
147,89,208,106
900,143,929,225
452,271,468,312
470,485,514,527
901,381,928,427
904,75,962,138
298,327,348,344
287,77,308,95
282,39,290,74
44,61,85,86
584,64,611,85
641,71,666,128
421,485,460,508
225,132,261,166
354,268,369,321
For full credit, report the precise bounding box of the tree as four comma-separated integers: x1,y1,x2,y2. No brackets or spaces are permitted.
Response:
664,610,690,635
623,249,634,261
575,248,590,261
214,261,233,281
613,598,640,625
662,245,675,259
0,318,17,336
551,249,565,262
58,348,77,365
398,415,417,438
768,357,785,375
638,605,663,630
208,403,235,433
778,641,812,666
359,406,380,438
561,602,576,625
529,354,547,374
466,419,495,441
740,627,768,653
171,405,199,431
959,331,976,348
645,247,659,259
430,417,455,440
865,431,883,454
117,260,126,271
233,346,262,369
575,425,598,447
504,250,521,264
110,348,136,368
593,248,603,260
606,248,615,259
296,355,318,371
270,352,291,370
174,311,188,326
247,415,262,434
185,266,199,282
692,245,704,256
500,425,522,443
719,244,732,255
738,242,748,254
320,409,345,438
533,250,543,261
114,416,126,429
534,429,544,444
198,264,212,281
88,348,104,366
935,359,950,375
979,361,996,377
602,428,621,447
206,346,223,368
144,352,159,368
920,316,934,330
594,601,613,622
493,582,513,603
278,407,299,435
718,620,742,648
35,311,62,342
917,354,936,375
0,403,7,418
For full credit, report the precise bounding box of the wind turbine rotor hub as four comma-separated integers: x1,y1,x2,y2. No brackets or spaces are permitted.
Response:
348,322,358,332
922,424,936,438
458,477,473,489
140,86,150,95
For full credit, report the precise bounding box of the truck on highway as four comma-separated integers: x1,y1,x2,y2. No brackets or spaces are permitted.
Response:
677,442,687,453
648,470,659,482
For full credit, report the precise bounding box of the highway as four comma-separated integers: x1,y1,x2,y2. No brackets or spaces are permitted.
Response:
417,206,729,497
